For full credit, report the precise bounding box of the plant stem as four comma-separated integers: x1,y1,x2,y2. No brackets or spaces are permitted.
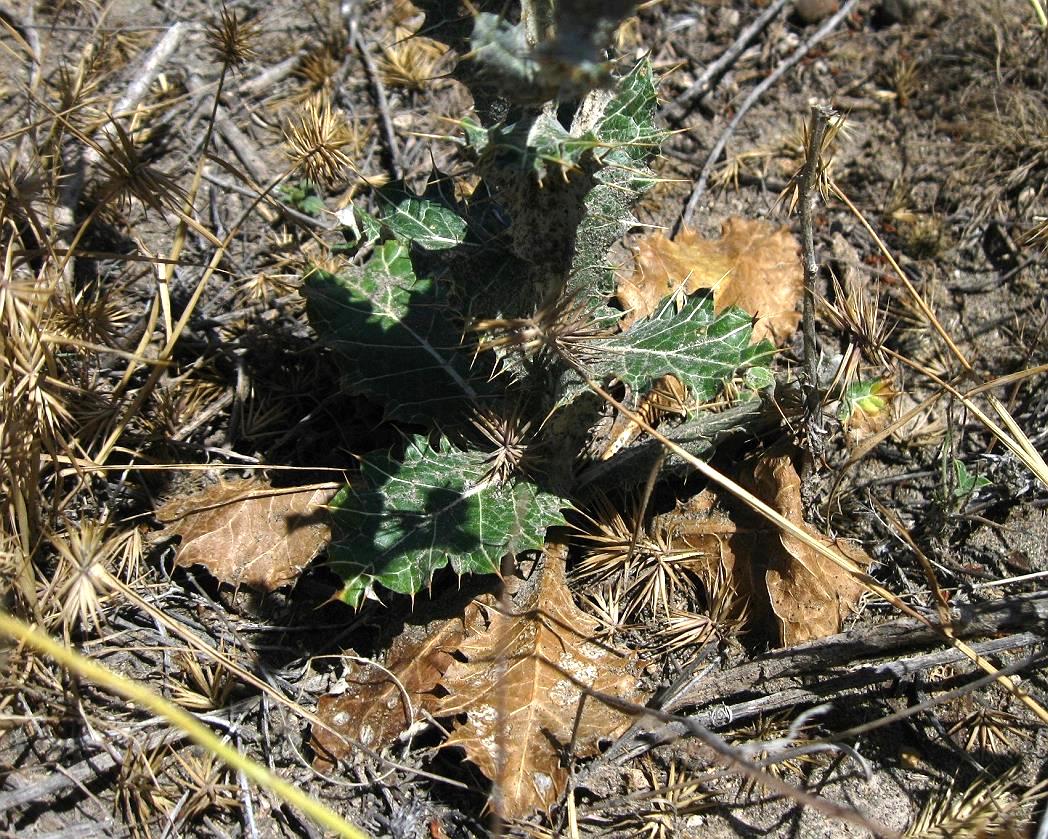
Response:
1028,0,1048,28
799,104,834,459
0,611,371,839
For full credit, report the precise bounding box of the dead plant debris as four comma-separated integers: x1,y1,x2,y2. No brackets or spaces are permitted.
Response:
156,477,336,592
1,0,1047,837
439,546,644,820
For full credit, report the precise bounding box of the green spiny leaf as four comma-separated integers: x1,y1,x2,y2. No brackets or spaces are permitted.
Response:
584,293,774,403
327,436,567,606
592,60,661,156
372,183,467,251
304,241,485,424
569,60,662,301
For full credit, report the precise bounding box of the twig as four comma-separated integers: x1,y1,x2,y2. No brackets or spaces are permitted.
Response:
237,732,260,839
575,400,770,489
663,0,791,123
670,589,1048,714
689,632,1041,725
54,22,187,282
239,52,305,97
0,727,184,813
347,19,402,179
607,632,1043,769
200,171,327,229
675,0,860,234
799,105,835,464
112,23,187,119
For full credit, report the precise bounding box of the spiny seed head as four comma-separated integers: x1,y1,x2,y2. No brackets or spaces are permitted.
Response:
295,45,341,96
823,269,892,368
0,160,45,232
283,95,359,187
47,519,115,638
206,6,259,70
97,118,186,215
378,30,445,91
1025,216,1048,250
469,404,533,484
48,285,132,347
470,289,606,368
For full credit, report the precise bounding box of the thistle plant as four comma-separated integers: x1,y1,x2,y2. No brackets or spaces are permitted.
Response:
305,1,775,606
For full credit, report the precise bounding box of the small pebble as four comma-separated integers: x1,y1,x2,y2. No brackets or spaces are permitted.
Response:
795,0,839,24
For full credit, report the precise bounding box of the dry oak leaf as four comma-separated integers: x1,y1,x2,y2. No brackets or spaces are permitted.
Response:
311,608,481,769
156,477,335,592
754,455,872,646
618,217,803,344
438,546,643,820
666,488,758,612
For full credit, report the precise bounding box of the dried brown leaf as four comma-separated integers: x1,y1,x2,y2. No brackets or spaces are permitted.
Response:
618,218,803,344
156,478,334,592
439,545,643,820
670,488,758,617
754,455,871,645
654,459,870,647
311,610,479,767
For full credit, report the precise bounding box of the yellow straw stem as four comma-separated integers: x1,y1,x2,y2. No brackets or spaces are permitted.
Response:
0,610,370,839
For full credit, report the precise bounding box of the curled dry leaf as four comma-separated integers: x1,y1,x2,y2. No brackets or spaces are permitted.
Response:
618,217,803,344
754,455,871,646
668,487,758,612
439,545,643,821
156,477,335,592
643,456,870,647
311,607,482,768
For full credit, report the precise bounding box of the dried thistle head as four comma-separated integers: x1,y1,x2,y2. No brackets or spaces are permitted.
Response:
471,289,607,369
946,705,1028,755
240,268,299,302
237,392,289,442
469,402,535,485
115,743,179,838
821,267,892,369
44,519,116,638
571,496,708,618
1024,216,1048,250
283,95,360,187
614,759,713,839
652,554,748,655
49,49,105,126
905,765,1032,839
378,30,446,91
169,748,242,824
0,159,47,242
777,111,851,213
206,6,259,70
146,377,227,441
47,283,132,348
170,646,236,711
731,710,825,795
887,57,922,108
95,118,187,215
713,146,773,193
580,580,635,639
654,608,717,654
293,41,343,99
